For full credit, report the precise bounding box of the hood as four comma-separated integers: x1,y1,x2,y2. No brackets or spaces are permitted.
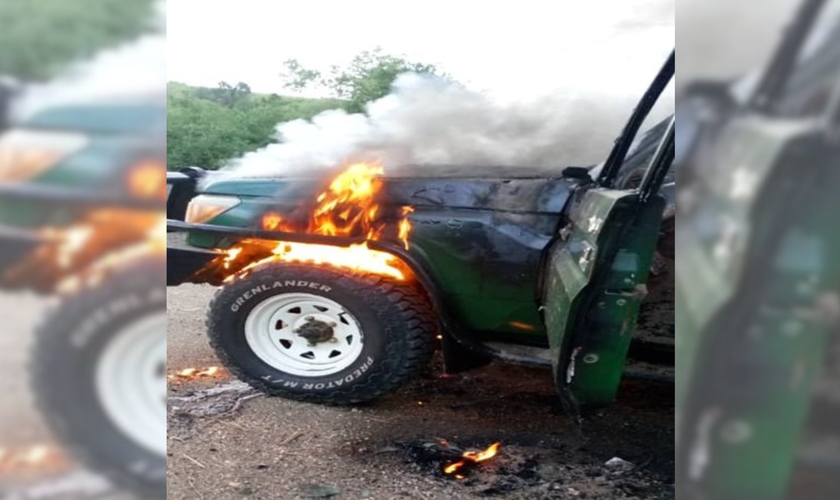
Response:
201,172,572,215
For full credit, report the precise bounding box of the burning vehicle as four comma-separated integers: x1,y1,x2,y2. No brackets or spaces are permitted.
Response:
0,86,166,498
167,52,675,416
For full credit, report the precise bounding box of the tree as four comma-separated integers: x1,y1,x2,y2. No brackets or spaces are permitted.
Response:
0,0,159,80
282,48,445,112
166,82,344,170
195,81,253,108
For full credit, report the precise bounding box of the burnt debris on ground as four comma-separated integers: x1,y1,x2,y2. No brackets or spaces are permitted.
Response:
355,437,671,499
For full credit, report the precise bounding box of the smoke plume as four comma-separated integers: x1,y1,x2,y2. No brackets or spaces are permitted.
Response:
226,72,673,179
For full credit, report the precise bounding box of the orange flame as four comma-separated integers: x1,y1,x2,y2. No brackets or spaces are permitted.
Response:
0,444,68,475
222,163,414,281
167,366,222,381
2,210,165,295
56,214,166,295
311,163,383,236
444,442,502,478
262,212,284,231
229,240,406,282
128,160,168,199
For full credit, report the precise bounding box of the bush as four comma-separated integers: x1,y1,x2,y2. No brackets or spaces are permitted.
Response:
166,82,343,170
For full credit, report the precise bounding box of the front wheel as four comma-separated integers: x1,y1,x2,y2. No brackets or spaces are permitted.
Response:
207,263,436,405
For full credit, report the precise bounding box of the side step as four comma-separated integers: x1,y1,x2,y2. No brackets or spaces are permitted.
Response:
479,341,674,383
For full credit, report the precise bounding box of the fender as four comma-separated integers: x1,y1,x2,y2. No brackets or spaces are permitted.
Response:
166,217,495,372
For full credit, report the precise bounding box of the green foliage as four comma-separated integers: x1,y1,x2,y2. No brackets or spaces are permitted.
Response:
168,50,444,170
0,0,158,80
283,48,444,112
166,82,344,170
193,81,252,107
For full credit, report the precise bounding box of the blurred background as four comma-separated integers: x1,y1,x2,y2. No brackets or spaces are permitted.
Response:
0,1,165,499
677,0,840,498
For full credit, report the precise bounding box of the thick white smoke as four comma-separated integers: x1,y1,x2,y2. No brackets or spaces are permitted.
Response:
227,72,674,179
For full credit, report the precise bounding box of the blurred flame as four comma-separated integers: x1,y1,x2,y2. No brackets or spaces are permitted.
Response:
47,225,94,269
0,444,67,474
55,213,166,294
167,366,222,382
2,209,165,294
444,442,502,478
128,160,167,199
223,247,242,269
262,212,284,231
221,163,414,282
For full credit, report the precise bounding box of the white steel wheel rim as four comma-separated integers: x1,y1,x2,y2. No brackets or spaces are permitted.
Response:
244,293,364,378
95,312,166,456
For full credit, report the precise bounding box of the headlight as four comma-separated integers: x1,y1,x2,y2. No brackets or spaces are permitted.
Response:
0,129,88,181
185,195,241,224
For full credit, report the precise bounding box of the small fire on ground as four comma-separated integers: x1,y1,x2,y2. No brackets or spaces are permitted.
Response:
167,366,224,382
443,442,503,479
0,445,68,475
219,163,414,282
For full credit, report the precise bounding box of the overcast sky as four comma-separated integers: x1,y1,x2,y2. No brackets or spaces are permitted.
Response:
167,0,674,102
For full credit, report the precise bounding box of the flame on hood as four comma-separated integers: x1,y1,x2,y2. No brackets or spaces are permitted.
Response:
219,163,413,282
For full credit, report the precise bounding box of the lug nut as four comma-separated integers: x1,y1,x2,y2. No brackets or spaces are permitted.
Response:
305,316,314,321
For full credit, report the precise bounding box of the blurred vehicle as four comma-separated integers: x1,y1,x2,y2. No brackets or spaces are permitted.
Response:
0,86,166,498
166,53,675,418
675,0,840,498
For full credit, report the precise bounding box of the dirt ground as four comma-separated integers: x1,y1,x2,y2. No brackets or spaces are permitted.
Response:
166,284,675,500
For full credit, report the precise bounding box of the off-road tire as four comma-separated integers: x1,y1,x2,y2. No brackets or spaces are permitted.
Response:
30,262,166,499
207,263,436,405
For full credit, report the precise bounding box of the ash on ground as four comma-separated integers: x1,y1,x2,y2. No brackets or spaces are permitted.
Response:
351,438,671,499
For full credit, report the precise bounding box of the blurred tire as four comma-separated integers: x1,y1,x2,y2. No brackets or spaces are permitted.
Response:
30,261,166,499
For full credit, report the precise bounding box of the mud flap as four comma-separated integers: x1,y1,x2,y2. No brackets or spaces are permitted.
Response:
441,332,492,374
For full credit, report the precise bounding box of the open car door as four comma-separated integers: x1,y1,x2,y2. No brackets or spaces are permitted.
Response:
542,53,675,418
